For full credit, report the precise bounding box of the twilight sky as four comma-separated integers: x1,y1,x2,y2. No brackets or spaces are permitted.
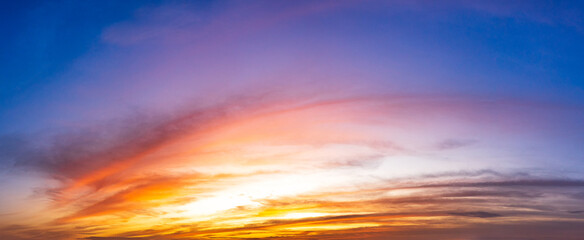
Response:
1,1,584,239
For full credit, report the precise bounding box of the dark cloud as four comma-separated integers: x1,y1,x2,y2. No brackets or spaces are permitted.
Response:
448,211,502,218
413,169,511,179
441,190,542,199
98,210,584,240
84,237,158,240
418,179,584,188
0,93,427,190
252,220,584,240
5,93,280,185
387,170,584,190
0,224,79,240
572,191,584,199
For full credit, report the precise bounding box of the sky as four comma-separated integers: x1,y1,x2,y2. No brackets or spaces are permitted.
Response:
1,0,584,239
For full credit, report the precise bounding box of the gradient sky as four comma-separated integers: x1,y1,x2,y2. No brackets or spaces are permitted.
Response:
1,1,584,239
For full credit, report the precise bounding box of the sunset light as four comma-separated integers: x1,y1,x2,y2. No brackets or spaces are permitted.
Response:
1,1,584,239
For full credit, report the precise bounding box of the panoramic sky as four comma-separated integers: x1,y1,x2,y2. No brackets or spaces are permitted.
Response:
1,1,584,239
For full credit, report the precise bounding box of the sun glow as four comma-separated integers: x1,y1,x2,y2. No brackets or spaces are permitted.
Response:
181,194,260,216
177,173,328,218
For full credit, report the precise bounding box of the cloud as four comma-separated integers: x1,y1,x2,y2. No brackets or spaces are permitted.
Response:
435,138,478,150
448,211,502,218
14,94,279,184
4,95,439,184
84,237,158,240
0,224,80,240
3,93,584,239
54,175,197,223
416,179,584,188
2,1,584,239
